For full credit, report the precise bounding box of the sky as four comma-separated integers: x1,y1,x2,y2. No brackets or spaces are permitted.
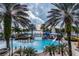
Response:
27,3,54,25
0,3,77,30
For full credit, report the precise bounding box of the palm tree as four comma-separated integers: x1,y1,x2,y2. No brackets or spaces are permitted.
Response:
47,3,79,56
12,27,22,34
44,45,56,56
44,45,52,56
58,44,67,56
23,47,37,56
0,3,30,48
52,45,57,56
41,22,52,32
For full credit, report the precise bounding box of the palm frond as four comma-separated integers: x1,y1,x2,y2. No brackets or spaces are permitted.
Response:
15,11,29,16
72,4,79,11
12,4,28,11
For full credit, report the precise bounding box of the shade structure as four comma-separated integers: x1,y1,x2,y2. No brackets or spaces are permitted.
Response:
50,32,58,35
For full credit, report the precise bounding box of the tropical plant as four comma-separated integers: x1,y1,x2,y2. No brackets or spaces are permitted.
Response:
23,47,37,56
12,27,22,34
52,45,57,56
44,45,52,56
57,44,67,56
41,23,52,32
22,28,28,32
0,3,30,48
47,3,79,56
44,45,56,56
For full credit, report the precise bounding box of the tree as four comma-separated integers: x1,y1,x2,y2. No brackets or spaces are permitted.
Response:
44,45,52,56
23,47,37,56
44,45,56,56
58,44,67,56
47,3,79,56
0,3,30,48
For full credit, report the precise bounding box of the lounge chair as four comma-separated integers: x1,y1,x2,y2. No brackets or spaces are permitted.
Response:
0,48,9,56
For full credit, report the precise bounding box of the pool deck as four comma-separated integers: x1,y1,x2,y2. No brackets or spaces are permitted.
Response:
72,42,79,56
4,48,19,56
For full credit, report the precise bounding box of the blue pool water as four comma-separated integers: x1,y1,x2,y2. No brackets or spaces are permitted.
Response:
11,38,59,53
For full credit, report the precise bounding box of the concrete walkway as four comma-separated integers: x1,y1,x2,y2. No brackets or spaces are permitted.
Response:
4,48,19,56
72,42,79,56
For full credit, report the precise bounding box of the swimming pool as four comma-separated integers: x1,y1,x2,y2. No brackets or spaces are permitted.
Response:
11,38,59,53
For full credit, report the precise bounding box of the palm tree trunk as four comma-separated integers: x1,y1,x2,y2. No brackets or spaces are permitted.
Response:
4,12,12,48
53,50,55,56
58,40,61,54
61,47,64,56
65,16,72,56
49,52,52,56
67,32,72,56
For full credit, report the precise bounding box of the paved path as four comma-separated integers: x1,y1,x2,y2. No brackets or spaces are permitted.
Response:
4,49,19,56
72,42,79,56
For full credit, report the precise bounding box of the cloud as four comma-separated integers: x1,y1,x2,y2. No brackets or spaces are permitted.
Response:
27,11,44,24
